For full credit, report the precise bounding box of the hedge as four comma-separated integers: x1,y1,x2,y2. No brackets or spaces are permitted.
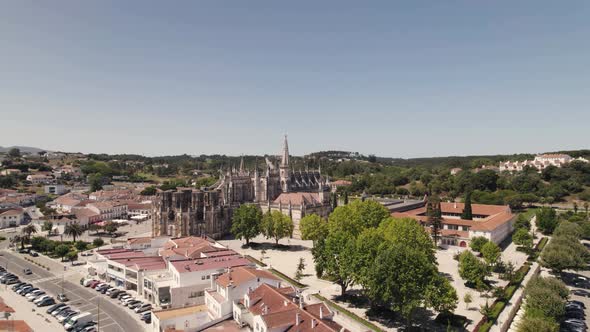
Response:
268,268,306,288
245,255,267,267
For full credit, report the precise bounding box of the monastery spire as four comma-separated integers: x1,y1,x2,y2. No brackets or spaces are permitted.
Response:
281,134,290,167
239,155,245,173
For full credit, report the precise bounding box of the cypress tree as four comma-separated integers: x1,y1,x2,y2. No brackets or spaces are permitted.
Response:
461,192,473,220
343,191,349,205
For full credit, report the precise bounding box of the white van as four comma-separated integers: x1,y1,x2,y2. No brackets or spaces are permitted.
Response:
64,312,92,331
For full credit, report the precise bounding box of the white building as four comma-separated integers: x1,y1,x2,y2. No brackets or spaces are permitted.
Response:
499,153,588,172
26,174,54,185
204,266,281,321
0,208,24,228
45,184,67,195
152,305,209,332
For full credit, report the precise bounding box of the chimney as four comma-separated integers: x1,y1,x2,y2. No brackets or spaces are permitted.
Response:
311,318,316,328
319,306,324,319
454,202,457,209
295,312,300,326
299,298,304,309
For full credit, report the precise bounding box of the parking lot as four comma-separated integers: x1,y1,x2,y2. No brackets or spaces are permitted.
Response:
1,250,146,332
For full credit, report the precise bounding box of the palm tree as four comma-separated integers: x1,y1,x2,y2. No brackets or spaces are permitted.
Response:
20,224,37,249
64,223,84,243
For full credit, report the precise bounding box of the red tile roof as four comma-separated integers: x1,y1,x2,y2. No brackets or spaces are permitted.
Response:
273,192,321,205
170,255,251,274
216,267,279,288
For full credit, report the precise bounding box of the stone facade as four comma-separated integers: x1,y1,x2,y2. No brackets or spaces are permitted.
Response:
152,136,332,239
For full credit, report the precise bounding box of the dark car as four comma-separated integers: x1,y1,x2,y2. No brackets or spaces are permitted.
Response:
109,290,122,298
23,268,32,275
37,297,55,307
47,303,67,314
73,321,96,332
11,282,25,290
6,278,20,285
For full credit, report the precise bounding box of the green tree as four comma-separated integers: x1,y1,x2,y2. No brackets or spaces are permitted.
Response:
88,173,104,192
458,251,488,289
536,207,558,234
481,241,501,267
104,221,118,236
88,223,101,235
524,276,568,321
42,221,54,235
427,194,442,246
425,275,458,315
469,236,489,252
93,238,105,247
516,316,559,332
461,192,473,220
140,186,157,196
541,240,587,273
30,236,46,251
231,204,262,245
64,223,84,242
512,228,533,252
299,214,328,243
353,227,385,291
75,241,88,251
343,191,349,205
514,214,531,230
54,244,70,261
20,224,37,249
295,257,306,282
321,229,356,296
463,292,473,309
7,148,21,158
553,221,582,239
261,211,293,245
66,250,78,263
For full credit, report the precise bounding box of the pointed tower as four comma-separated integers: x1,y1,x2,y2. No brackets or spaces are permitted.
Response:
279,135,291,192
239,156,245,174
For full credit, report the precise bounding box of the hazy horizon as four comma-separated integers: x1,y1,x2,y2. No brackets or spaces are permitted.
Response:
2,1,589,158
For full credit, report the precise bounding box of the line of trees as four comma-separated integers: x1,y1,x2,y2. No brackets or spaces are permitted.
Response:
517,276,569,332
230,205,294,246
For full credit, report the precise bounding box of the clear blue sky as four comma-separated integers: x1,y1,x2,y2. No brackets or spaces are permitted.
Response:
1,1,589,158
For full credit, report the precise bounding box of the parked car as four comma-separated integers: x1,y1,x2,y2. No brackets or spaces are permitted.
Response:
100,287,111,294
116,292,129,300
37,297,55,307
11,282,25,290
134,303,151,313
33,295,50,304
6,278,20,285
58,293,69,302
47,303,67,314
26,290,45,301
23,268,32,275
73,321,96,332
17,286,33,295
29,251,39,257
140,312,150,321
52,306,71,317
89,281,101,289
128,301,143,310
20,287,38,296
108,290,122,298
58,310,78,323
82,279,95,287
122,298,137,306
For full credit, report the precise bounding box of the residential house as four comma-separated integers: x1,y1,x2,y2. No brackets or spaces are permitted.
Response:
205,267,281,321
45,184,67,195
152,305,209,332
26,174,54,185
0,208,24,228
234,284,345,332
87,201,128,221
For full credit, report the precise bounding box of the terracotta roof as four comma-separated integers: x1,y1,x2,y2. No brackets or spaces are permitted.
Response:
170,255,251,274
216,267,279,288
273,192,321,206
0,208,23,216
393,202,514,233
247,284,344,332
127,202,151,210
153,304,207,321
73,208,100,218
127,237,152,245
331,180,352,186
0,320,33,332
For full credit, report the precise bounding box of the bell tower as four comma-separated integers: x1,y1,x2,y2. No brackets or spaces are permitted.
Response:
279,135,291,192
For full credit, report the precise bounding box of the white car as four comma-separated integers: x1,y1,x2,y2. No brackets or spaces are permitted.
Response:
122,298,137,306
119,295,131,303
27,291,45,301
33,295,50,304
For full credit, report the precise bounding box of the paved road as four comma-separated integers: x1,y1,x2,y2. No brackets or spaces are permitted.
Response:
1,250,145,332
